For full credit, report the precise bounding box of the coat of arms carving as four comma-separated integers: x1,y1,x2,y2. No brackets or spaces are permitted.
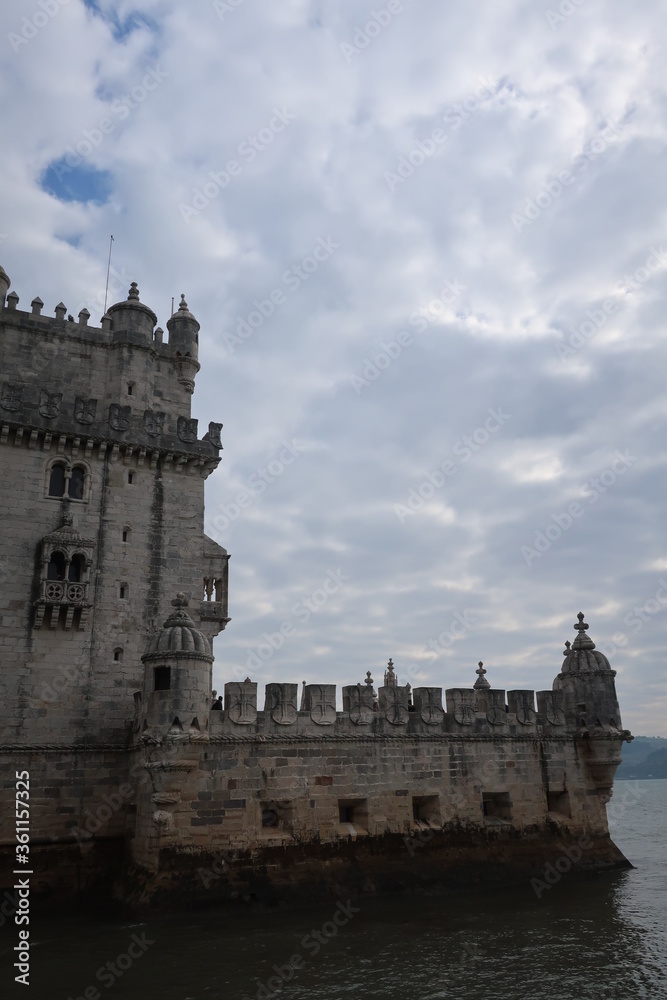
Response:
225,681,257,725
177,416,198,443
266,683,297,726
39,389,62,419
143,410,166,437
0,383,22,412
109,404,131,432
74,397,97,424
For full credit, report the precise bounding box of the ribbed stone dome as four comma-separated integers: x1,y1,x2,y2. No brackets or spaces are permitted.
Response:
560,613,612,674
143,594,212,660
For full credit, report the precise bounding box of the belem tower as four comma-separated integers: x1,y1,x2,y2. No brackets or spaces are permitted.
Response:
0,262,633,907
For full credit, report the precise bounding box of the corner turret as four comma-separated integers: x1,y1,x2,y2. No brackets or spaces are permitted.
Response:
139,593,213,738
107,281,157,345
553,613,632,801
166,294,200,393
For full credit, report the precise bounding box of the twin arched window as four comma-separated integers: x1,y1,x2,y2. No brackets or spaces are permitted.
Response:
46,550,86,582
48,463,87,500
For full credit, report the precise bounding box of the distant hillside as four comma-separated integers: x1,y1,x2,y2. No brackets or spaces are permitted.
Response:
616,736,667,779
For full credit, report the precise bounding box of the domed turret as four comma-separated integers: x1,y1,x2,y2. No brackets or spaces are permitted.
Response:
553,613,622,730
139,593,213,736
166,294,200,393
107,282,157,345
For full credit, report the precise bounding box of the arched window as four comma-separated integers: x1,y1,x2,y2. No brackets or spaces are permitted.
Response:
47,551,66,581
68,467,85,500
68,553,85,582
48,464,66,497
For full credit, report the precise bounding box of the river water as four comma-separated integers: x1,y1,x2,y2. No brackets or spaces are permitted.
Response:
3,779,666,1000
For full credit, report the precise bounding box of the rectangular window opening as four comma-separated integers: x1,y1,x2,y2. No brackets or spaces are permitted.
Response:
482,791,512,822
154,666,171,691
412,795,441,828
547,789,571,818
338,798,368,832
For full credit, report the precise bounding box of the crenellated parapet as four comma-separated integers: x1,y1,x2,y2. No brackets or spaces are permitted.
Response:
0,266,222,476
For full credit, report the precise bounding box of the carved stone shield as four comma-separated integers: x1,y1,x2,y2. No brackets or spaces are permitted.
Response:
446,688,476,726
224,681,257,725
306,684,336,726
342,685,374,725
0,383,21,411
509,690,537,726
144,409,166,437
379,685,409,725
39,390,62,419
109,404,131,431
265,683,297,726
177,416,198,443
538,690,566,726
414,687,444,726
205,422,223,449
74,396,97,424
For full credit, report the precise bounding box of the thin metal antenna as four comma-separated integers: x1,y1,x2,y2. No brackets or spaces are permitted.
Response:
103,235,114,314
171,296,174,317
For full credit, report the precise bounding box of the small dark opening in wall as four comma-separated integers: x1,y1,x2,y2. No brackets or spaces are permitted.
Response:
127,384,133,395
154,666,171,691
262,808,278,828
338,799,368,829
122,529,129,542
548,790,571,817
114,648,123,662
412,795,440,826
119,584,127,599
128,472,134,484
482,791,512,821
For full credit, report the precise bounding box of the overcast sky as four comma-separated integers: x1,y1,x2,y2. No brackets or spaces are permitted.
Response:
2,0,667,735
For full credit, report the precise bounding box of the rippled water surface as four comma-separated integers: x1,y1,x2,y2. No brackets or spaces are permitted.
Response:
3,780,666,999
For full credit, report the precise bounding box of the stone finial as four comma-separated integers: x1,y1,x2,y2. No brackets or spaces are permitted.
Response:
572,611,596,650
384,658,397,687
128,282,140,301
31,296,43,315
563,639,571,656
364,671,374,688
101,312,112,333
78,308,90,327
178,293,189,311
474,661,490,689
154,326,164,346
171,592,189,609
7,290,19,310
55,302,66,320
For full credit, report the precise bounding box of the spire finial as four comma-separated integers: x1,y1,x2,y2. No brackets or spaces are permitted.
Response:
179,293,189,311
474,660,490,689
171,592,189,609
572,611,596,650
384,658,397,686
364,671,374,688
128,282,140,301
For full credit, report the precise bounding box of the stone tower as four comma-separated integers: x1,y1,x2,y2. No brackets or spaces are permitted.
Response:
0,265,229,746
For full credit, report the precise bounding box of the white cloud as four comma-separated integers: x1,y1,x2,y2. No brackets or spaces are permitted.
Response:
2,0,667,735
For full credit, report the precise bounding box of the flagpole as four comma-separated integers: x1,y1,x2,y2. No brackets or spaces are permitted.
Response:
103,235,114,314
